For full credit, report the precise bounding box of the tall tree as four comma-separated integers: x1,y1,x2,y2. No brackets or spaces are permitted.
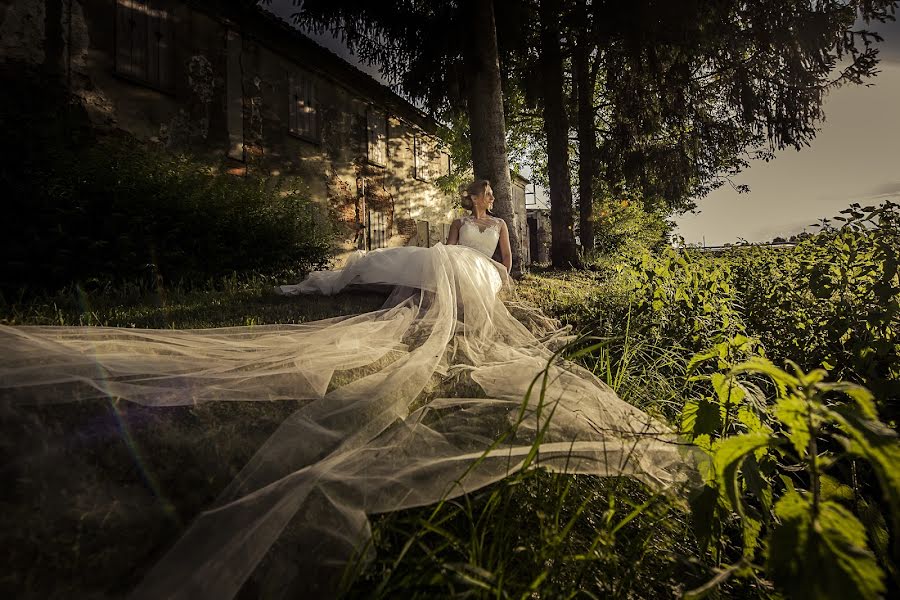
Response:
588,0,897,216
572,0,598,251
293,0,524,273
538,0,579,267
501,0,897,257
292,0,896,267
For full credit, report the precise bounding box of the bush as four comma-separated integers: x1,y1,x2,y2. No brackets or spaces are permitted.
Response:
0,68,332,297
585,197,673,262
730,204,900,424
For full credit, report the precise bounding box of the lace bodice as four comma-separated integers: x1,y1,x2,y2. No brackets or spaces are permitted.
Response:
457,216,501,258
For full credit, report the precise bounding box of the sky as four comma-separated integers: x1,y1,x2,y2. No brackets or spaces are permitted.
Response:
267,1,900,244
676,16,900,245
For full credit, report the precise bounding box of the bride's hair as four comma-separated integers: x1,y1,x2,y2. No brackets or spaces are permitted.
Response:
460,179,491,210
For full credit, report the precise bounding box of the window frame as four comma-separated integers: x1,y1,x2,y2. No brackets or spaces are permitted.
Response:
413,134,433,182
287,69,321,145
414,134,452,182
113,0,176,94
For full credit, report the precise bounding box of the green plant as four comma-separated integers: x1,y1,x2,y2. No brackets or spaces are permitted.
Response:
732,201,900,425
0,69,333,299
617,248,746,355
682,347,900,600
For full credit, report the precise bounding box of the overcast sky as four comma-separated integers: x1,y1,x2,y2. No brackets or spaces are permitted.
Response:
676,16,900,245
267,2,899,244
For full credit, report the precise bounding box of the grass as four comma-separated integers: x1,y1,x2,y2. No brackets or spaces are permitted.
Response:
0,270,743,599
0,275,388,329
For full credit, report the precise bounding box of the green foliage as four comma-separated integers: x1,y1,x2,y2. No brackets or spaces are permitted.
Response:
732,202,900,424
1,133,332,297
768,492,885,600
617,247,746,356
526,208,900,597
589,197,673,258
346,472,708,599
681,351,899,600
614,201,900,425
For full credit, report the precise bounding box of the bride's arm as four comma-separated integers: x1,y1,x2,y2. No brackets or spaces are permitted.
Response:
498,220,512,273
446,219,461,245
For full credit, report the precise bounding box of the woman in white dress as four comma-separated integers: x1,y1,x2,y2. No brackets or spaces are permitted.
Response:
447,179,512,273
0,179,692,599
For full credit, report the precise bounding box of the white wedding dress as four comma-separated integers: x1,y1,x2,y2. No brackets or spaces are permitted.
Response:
0,215,692,599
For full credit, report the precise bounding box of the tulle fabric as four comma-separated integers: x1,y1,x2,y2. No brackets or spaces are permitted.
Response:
0,243,693,599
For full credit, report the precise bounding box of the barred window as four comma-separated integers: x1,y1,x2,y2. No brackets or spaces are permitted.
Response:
367,107,388,167
115,0,175,91
288,71,319,142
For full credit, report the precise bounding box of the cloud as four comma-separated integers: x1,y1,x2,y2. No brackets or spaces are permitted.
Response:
868,181,900,197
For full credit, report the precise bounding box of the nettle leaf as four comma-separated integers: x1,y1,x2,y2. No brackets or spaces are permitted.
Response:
819,381,878,419
742,513,763,558
828,405,900,556
714,432,772,516
768,493,885,600
682,397,722,439
687,349,718,374
742,454,773,514
686,428,710,447
731,357,797,398
858,497,891,566
774,395,812,458
712,372,746,407
819,474,855,503
737,405,769,435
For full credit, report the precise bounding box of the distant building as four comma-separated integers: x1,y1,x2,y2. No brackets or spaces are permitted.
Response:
1,0,535,266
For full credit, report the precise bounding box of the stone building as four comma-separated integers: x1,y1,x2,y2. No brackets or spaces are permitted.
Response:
527,208,552,264
1,0,535,266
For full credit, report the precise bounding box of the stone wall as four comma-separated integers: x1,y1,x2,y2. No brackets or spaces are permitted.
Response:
527,208,552,265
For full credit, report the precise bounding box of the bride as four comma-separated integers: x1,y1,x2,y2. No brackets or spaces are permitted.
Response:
0,179,691,599
273,179,512,297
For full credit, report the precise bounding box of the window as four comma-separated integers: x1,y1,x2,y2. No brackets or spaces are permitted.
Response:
414,134,435,182
415,135,451,182
367,209,389,250
367,107,388,167
288,71,319,142
115,0,175,91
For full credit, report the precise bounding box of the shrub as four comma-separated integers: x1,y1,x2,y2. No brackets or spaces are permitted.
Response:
0,68,332,297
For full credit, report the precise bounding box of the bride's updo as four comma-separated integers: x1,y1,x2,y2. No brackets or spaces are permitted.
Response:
460,179,491,210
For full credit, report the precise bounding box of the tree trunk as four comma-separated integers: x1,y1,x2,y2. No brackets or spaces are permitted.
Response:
462,0,523,275
573,25,595,252
538,0,579,268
